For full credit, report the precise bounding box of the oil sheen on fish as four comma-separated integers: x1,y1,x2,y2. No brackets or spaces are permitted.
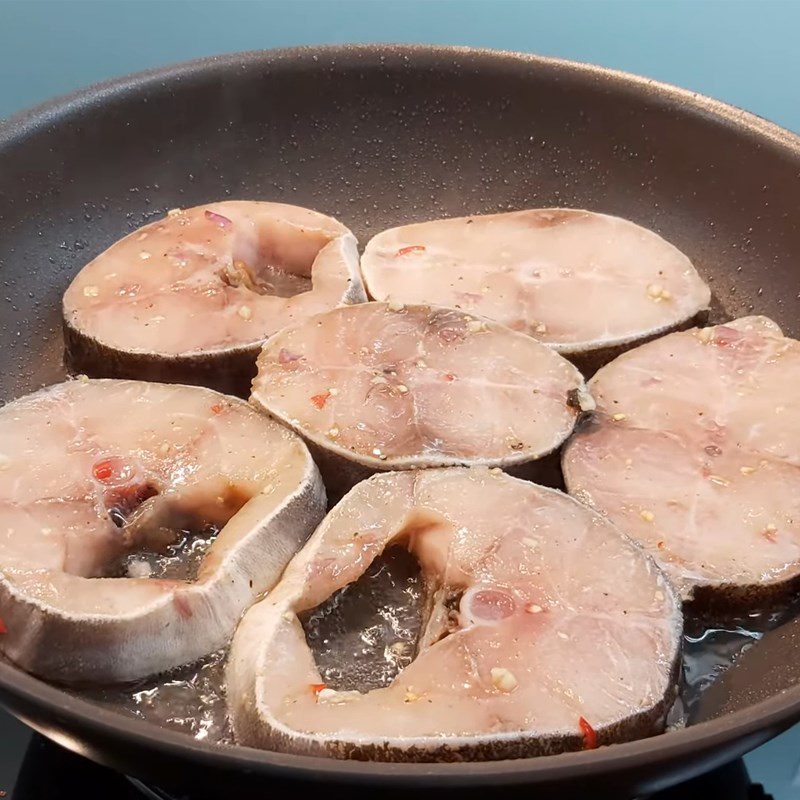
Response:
0,379,324,683
227,468,681,761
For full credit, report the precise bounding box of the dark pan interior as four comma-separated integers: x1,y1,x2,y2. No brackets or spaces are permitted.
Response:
1,45,800,798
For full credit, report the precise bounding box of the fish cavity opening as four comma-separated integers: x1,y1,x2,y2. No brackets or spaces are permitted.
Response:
220,223,333,299
299,546,426,693
101,484,249,583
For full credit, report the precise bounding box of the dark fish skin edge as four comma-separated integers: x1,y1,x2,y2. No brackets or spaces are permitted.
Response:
63,317,259,398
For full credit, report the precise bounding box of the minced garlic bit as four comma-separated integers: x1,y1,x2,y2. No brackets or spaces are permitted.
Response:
612,413,627,422
372,448,387,460
526,603,543,614
317,688,361,705
77,373,90,383
640,510,655,523
708,474,730,487
740,465,756,475
327,427,340,439
416,360,427,369
646,283,672,302
557,631,570,641
765,523,778,532
127,560,153,579
489,467,503,475
237,305,252,320
490,667,518,693
575,387,596,412
83,285,99,297
139,250,151,261
654,591,665,601
370,375,389,386
521,537,539,549
387,300,405,313
535,322,547,334
697,327,714,344
282,611,294,622
404,690,420,703
396,384,409,394
137,231,149,241
328,387,339,396
167,208,183,217
467,319,486,333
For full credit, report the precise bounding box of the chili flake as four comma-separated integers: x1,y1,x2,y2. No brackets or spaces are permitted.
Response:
0,617,7,635
92,459,116,483
310,683,327,695
579,716,598,749
210,404,223,414
442,373,456,382
396,245,426,256
311,391,331,410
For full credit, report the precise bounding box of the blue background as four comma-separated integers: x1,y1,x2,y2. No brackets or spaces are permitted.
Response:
1,0,800,797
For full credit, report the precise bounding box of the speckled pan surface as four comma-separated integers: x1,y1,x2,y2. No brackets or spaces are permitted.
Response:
0,45,799,798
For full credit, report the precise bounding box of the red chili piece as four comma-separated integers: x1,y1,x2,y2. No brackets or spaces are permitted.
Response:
92,458,116,483
210,404,223,414
311,391,331,410
310,683,327,695
396,245,426,256
442,373,456,382
579,716,598,750
0,617,7,635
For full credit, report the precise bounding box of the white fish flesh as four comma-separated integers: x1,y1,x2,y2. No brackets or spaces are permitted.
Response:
563,316,800,605
361,209,710,365
250,302,588,494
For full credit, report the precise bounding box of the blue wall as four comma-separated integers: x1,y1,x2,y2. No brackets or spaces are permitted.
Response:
2,0,800,133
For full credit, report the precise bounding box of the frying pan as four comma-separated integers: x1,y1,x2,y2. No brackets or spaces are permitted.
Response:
0,45,799,800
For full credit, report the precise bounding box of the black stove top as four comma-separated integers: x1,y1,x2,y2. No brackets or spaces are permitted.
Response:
0,707,772,800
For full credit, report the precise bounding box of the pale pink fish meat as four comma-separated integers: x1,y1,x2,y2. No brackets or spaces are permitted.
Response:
63,202,365,392
563,316,800,605
361,209,710,356
227,468,681,761
250,302,588,491
0,379,324,683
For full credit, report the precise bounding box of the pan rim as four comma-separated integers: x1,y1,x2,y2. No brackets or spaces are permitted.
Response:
1,43,800,786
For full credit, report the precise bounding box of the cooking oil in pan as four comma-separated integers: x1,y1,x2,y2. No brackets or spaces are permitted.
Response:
75,548,795,747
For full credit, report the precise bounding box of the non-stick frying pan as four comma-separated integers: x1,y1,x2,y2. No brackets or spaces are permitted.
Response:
0,45,799,800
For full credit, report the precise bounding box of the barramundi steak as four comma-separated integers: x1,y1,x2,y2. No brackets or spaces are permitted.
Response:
250,302,589,494
227,467,681,762
63,202,366,395
0,379,324,684
361,209,710,369
563,316,800,606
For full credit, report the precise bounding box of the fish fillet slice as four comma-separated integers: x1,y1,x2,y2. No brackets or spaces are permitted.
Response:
361,209,710,366
563,316,800,605
0,379,324,683
250,302,588,494
227,468,681,761
63,202,366,394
